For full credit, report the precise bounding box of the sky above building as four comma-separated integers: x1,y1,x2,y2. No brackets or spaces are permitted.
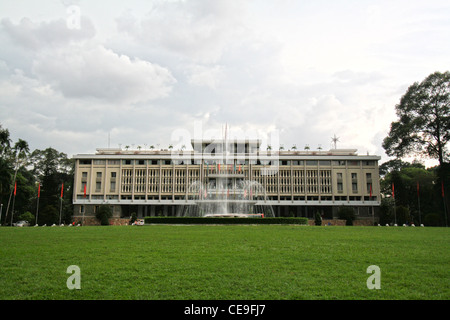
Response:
0,0,449,166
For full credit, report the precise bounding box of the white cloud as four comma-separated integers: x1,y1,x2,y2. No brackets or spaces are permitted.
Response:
32,44,176,104
115,0,248,64
186,64,224,89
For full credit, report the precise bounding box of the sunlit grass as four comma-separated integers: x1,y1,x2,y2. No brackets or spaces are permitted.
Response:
0,225,448,300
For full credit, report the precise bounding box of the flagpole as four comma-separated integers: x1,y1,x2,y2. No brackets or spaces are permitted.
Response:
417,182,421,226
5,151,19,225
392,183,396,225
59,197,63,225
443,181,448,227
10,181,16,226
59,183,64,225
35,183,40,225
36,194,40,225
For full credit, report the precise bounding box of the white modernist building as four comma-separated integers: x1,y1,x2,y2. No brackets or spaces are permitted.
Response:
72,139,381,224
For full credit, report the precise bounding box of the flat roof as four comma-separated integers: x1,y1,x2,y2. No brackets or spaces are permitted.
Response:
73,148,380,161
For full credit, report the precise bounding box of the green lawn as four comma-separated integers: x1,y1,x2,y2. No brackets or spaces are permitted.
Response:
0,225,448,300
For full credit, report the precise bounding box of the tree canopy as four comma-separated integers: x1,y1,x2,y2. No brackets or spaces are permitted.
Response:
0,124,74,225
383,71,450,166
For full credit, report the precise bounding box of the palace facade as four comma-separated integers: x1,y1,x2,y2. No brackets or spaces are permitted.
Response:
72,139,381,224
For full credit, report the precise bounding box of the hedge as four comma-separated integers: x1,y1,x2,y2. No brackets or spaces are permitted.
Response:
144,216,308,225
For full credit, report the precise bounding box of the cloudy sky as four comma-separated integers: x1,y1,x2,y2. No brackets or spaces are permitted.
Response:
1,0,449,165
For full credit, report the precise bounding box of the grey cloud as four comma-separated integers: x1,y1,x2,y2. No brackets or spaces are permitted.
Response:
115,0,248,64
1,16,95,49
32,44,176,104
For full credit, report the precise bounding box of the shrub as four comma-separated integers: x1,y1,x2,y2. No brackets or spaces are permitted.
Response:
144,217,308,225
18,211,35,224
337,206,355,226
95,205,113,225
423,213,442,226
314,212,322,226
395,206,411,225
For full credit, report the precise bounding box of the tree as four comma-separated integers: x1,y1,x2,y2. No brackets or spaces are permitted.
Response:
383,71,450,166
380,159,444,225
0,125,12,156
29,148,73,218
39,205,58,225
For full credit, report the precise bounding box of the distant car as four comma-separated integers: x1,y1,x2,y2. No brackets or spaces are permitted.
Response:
14,221,29,227
133,219,144,226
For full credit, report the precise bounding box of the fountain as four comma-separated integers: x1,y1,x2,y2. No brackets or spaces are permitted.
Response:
181,135,275,218
182,173,275,218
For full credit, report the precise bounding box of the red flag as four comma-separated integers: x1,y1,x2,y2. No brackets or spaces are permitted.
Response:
38,183,41,198
14,181,17,196
60,183,64,198
392,183,395,198
83,184,87,198
442,181,445,198
417,182,420,197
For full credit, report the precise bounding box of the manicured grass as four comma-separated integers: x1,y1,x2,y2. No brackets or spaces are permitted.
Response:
0,225,448,300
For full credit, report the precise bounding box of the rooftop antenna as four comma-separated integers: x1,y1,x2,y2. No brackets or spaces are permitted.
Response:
331,134,339,149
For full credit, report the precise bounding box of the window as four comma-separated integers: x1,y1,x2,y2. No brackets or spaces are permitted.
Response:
351,173,358,192
111,172,116,178
123,160,133,165
110,181,116,192
336,173,343,193
96,181,101,192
